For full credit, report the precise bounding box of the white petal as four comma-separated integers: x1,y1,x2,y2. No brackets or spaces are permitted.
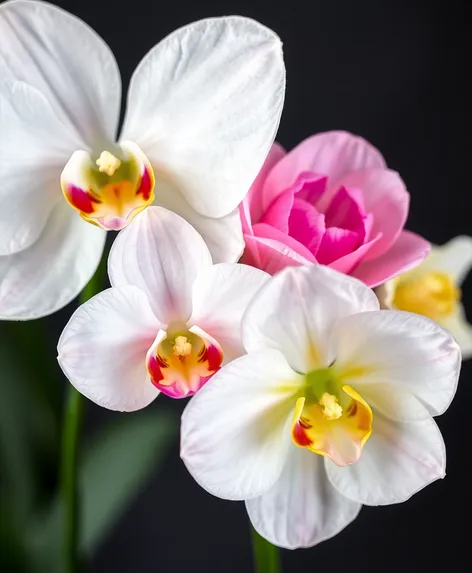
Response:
246,447,361,549
0,80,79,255
441,304,472,360
422,236,472,285
190,263,269,362
155,179,244,263
0,202,105,320
333,310,461,419
242,265,379,373
326,414,446,505
58,286,160,411
181,350,302,501
121,16,285,218
108,206,212,324
0,0,121,145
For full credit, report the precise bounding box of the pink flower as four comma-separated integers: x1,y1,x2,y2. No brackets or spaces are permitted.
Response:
240,131,430,287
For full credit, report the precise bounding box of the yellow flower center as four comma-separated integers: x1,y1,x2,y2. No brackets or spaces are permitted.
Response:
393,271,460,320
290,366,373,466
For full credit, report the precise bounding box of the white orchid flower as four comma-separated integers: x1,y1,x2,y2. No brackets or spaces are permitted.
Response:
181,265,460,549
377,236,472,359
57,207,269,408
0,0,285,319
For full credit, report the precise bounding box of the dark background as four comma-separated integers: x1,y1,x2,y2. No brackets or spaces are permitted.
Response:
2,0,471,571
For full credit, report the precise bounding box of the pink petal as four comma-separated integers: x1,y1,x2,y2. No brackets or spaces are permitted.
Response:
262,131,386,208
242,232,315,275
324,186,368,241
291,172,327,206
253,223,317,262
262,170,327,214
353,230,431,287
335,169,409,261
328,234,383,275
317,227,361,265
240,143,286,234
261,188,295,233
288,198,325,255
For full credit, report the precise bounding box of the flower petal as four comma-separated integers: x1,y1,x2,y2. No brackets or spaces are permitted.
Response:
327,235,382,276
241,234,314,275
246,446,361,549
181,350,301,500
262,131,386,207
335,169,409,260
0,80,79,255
317,227,361,265
156,179,244,263
58,286,160,411
353,230,431,287
261,188,295,234
120,16,285,218
253,223,318,263
332,310,460,419
108,206,212,324
441,304,472,360
0,202,105,319
242,143,286,231
190,263,269,362
422,236,472,285
287,198,325,254
0,0,121,145
242,265,379,373
326,414,446,505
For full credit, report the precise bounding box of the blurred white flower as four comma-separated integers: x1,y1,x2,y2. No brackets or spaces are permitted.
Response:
377,236,472,359
0,0,285,319
181,265,460,549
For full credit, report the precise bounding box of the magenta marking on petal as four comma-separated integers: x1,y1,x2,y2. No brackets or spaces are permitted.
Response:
136,165,153,201
64,185,99,214
96,216,128,231
199,343,223,372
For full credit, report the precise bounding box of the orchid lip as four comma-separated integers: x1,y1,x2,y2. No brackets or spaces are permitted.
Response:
146,324,223,399
61,140,155,231
290,364,373,467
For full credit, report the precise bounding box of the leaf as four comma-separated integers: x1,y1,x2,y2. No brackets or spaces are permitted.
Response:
27,407,177,572
80,408,177,553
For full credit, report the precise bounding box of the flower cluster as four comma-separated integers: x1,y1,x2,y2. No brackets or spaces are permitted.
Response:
1,0,470,552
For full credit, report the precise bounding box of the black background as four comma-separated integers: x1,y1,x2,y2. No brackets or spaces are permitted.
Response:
14,0,472,571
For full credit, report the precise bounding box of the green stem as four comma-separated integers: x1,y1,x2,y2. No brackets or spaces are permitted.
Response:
251,525,282,573
61,386,84,573
61,259,107,573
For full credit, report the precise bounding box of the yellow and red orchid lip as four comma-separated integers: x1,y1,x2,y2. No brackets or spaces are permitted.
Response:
146,326,223,398
291,383,372,467
61,141,155,230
